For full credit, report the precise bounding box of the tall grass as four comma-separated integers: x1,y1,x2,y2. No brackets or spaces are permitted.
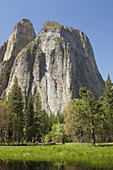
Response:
0,143,113,169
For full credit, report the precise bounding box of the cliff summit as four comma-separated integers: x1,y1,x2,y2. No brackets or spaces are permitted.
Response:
0,19,104,114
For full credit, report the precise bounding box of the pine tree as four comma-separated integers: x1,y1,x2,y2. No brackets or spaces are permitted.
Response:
79,87,99,146
56,111,64,124
96,96,106,142
34,91,49,142
49,112,56,131
34,91,42,114
103,74,113,141
25,92,35,141
39,109,49,138
7,76,24,142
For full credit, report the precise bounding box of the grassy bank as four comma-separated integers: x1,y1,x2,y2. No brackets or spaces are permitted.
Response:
0,143,113,169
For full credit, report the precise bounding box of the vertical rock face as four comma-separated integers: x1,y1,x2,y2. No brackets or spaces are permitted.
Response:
0,19,36,96
0,42,7,62
4,21,105,114
3,18,36,61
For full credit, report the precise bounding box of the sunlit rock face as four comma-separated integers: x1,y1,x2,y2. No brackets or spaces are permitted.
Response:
3,19,36,61
0,20,104,114
0,19,36,96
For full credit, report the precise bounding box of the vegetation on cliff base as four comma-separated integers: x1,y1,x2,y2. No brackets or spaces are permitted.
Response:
0,75,113,146
64,74,113,145
0,76,63,144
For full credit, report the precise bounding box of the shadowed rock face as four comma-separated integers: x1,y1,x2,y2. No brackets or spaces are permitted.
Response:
0,42,7,62
0,20,104,114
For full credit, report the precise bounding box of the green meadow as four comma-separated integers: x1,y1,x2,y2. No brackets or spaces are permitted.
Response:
0,143,113,169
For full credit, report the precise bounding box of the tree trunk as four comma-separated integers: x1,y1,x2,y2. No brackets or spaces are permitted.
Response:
62,137,65,144
91,128,95,146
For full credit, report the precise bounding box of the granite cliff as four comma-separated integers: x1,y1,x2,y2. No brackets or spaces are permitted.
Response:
0,19,104,114
0,19,35,96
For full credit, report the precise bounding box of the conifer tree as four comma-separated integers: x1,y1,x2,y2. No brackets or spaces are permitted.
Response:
7,76,24,142
34,91,42,114
56,111,64,124
34,91,42,141
103,74,113,141
25,92,35,141
34,91,49,142
49,112,56,131
79,87,100,146
39,109,49,138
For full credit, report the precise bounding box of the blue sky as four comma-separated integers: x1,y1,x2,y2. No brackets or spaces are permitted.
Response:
0,0,113,81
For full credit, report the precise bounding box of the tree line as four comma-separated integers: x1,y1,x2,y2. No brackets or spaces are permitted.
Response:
64,75,113,145
0,76,64,144
0,75,113,146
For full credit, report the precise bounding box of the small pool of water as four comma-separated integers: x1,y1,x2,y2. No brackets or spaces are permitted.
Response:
0,159,111,170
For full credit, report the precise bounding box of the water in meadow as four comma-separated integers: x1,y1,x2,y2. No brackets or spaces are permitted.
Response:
0,159,111,170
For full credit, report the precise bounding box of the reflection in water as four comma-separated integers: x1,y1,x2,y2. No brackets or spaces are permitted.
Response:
0,160,111,170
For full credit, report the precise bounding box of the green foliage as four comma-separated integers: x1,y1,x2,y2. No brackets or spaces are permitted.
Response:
0,100,9,142
49,112,55,131
64,87,103,145
56,111,64,124
102,74,113,141
64,76,113,144
44,134,50,143
103,74,113,104
25,40,35,50
64,100,78,142
34,91,42,114
38,109,49,137
7,76,24,142
34,91,49,142
25,92,35,141
26,92,34,126
79,87,102,145
8,77,24,116
44,21,63,29
1,74,113,146
50,123,65,143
